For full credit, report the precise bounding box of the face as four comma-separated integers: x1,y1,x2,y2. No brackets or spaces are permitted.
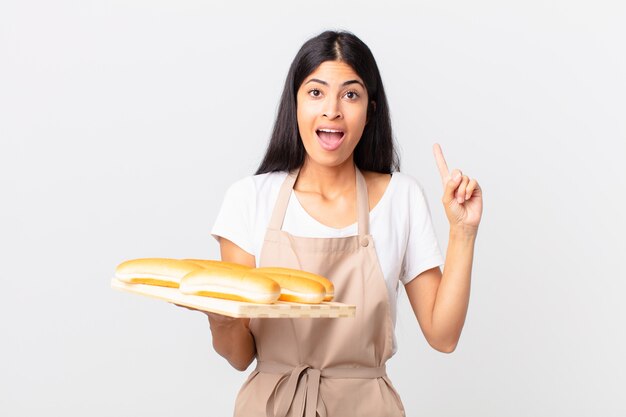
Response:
296,60,370,169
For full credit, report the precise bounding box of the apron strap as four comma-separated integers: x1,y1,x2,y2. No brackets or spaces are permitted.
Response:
355,166,370,238
267,165,370,240
258,361,387,417
267,168,300,232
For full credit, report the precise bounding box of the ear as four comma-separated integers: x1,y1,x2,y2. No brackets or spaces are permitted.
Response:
366,100,377,124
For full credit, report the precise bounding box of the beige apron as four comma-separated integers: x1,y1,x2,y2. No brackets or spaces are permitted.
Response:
233,166,406,417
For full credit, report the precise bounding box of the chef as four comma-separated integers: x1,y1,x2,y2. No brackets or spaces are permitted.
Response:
183,29,482,417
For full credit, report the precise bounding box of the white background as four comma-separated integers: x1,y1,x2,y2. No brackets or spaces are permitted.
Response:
1,1,625,416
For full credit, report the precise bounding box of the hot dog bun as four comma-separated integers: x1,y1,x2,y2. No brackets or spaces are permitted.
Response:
249,270,326,304
179,268,280,304
182,259,252,271
115,258,203,288
253,267,334,301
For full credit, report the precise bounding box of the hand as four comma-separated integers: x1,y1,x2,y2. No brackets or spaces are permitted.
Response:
433,143,483,232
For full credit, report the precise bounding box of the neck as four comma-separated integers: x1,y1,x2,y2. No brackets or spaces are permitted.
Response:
296,157,356,198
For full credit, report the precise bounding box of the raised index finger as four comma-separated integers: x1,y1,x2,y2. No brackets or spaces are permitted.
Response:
433,143,450,180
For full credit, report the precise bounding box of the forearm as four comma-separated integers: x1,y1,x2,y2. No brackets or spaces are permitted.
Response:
208,317,256,371
431,226,477,351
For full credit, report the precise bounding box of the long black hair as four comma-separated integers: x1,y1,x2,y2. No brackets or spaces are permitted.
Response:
255,30,400,175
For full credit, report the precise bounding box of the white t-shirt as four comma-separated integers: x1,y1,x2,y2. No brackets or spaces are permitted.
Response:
210,170,445,355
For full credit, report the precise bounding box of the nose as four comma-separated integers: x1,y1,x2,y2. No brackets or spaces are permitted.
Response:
323,98,342,119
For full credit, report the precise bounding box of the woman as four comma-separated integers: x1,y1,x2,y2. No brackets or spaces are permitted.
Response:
189,30,482,417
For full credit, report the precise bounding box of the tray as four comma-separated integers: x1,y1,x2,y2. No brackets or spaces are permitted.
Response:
111,278,356,318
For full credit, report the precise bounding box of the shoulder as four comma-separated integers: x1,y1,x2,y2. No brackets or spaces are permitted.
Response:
391,172,431,206
389,171,425,191
249,171,289,194
212,171,289,247
377,171,433,218
362,170,425,198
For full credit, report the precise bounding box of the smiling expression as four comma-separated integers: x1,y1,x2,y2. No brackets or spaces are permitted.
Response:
296,60,370,169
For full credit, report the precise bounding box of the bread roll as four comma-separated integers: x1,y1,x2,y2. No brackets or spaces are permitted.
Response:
179,268,280,304
249,270,326,304
115,258,203,288
253,267,334,301
182,259,252,271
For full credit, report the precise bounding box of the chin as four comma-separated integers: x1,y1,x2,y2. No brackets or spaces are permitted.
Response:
305,153,354,169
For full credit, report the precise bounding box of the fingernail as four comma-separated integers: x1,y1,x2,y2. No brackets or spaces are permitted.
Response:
453,172,461,181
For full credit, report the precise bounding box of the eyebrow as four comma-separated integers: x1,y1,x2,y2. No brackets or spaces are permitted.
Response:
305,78,365,89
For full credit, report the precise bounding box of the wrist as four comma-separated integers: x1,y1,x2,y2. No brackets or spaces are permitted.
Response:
207,314,241,331
450,225,478,240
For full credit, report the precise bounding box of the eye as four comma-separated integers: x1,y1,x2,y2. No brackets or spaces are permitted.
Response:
308,88,322,97
345,90,360,100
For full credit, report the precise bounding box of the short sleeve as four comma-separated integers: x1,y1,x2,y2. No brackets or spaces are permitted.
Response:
210,176,256,255
400,181,445,285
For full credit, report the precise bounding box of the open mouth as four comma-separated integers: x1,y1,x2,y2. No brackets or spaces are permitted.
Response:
315,129,345,151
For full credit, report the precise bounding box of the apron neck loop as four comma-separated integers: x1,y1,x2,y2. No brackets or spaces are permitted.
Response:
355,166,369,238
267,165,370,238
267,168,299,232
